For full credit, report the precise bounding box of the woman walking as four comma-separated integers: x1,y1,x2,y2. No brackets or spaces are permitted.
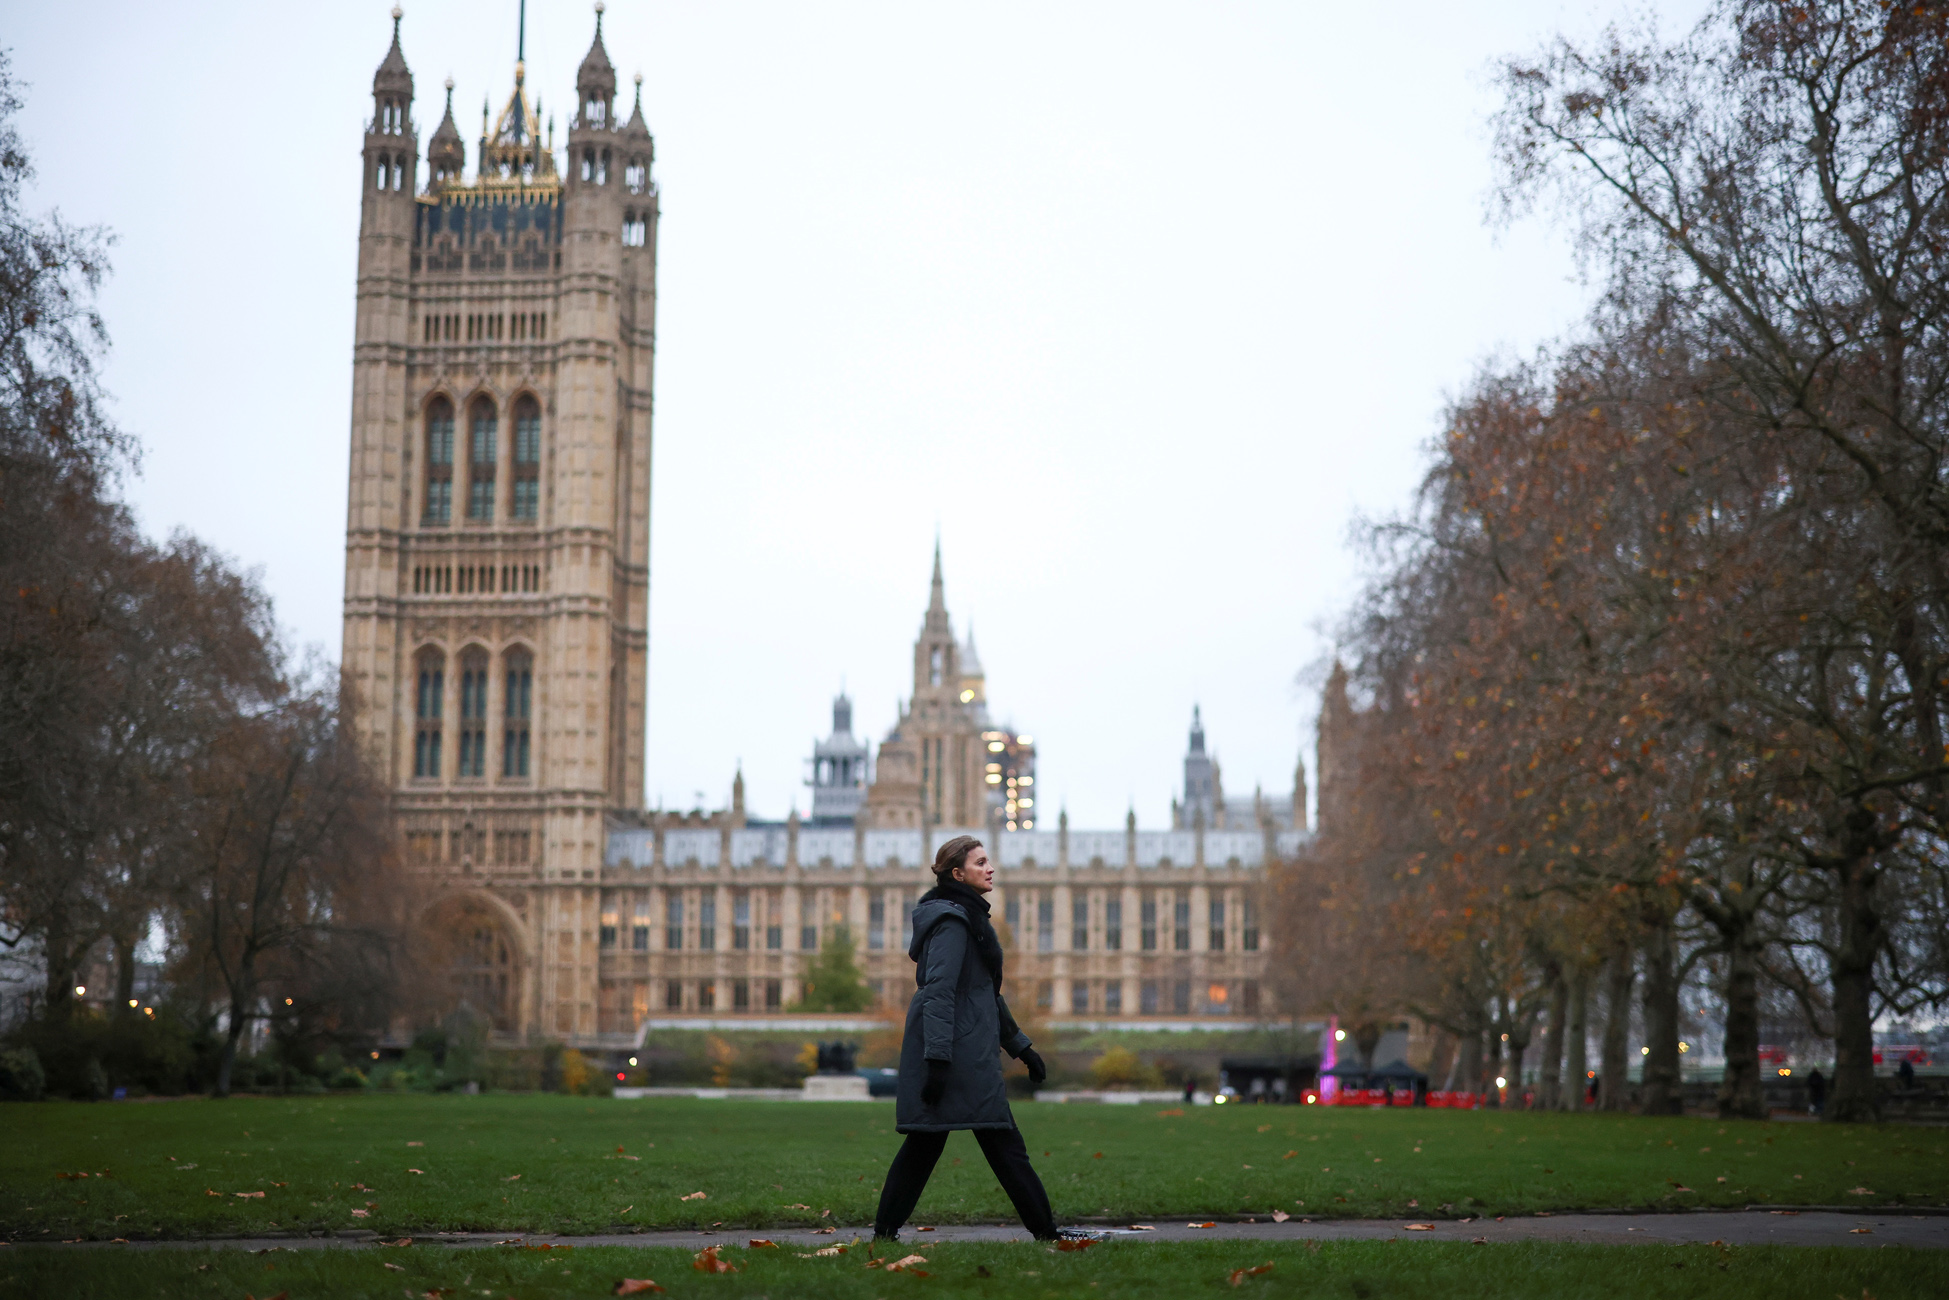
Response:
874,835,1057,1242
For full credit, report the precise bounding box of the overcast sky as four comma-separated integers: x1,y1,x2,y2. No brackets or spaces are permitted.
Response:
11,0,1706,828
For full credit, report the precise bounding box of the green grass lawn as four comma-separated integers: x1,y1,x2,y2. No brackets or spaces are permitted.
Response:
2,1240,1945,1300
4,1094,1944,1241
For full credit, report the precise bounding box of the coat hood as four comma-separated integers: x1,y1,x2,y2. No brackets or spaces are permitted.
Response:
908,897,969,962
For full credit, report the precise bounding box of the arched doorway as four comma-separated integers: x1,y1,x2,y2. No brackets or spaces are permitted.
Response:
424,894,523,1033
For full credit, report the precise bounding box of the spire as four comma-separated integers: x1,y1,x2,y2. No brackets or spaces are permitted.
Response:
929,539,945,613
620,70,652,139
577,0,618,127
960,624,984,677
1189,705,1206,755
428,78,464,184
373,7,413,96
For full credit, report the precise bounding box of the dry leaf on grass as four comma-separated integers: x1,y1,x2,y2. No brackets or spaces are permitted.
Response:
1054,1238,1097,1252
813,1227,836,1235
783,1203,812,1210
747,1239,778,1249
1847,1187,1874,1196
1470,1237,1487,1245
408,1169,424,1175
407,1141,423,1147
503,1175,521,1182
612,1280,665,1295
1227,1262,1275,1286
1188,1221,1218,1229
916,1226,935,1232
1282,1151,1297,1160
203,1189,221,1197
798,1245,848,1258
233,1191,265,1199
886,1254,929,1275
691,1246,737,1274
350,1209,369,1218
1406,1224,1435,1231
679,1191,708,1201
383,1263,404,1272
1271,1211,1290,1223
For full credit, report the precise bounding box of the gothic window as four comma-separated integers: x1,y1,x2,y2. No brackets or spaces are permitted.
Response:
764,979,781,1010
867,890,885,950
1242,896,1259,952
929,647,943,686
697,892,717,951
732,978,750,1011
1140,892,1157,951
457,649,488,778
468,398,497,521
665,894,683,950
598,148,610,185
664,979,681,1010
392,157,405,191
625,159,646,194
376,152,389,190
732,890,751,951
1173,890,1191,951
512,395,541,521
502,650,532,778
1172,979,1191,1015
1104,981,1123,1015
1208,897,1226,952
581,147,595,182
632,896,650,951
799,892,818,950
1140,980,1159,1015
1071,897,1088,951
585,95,607,128
1071,981,1089,1014
764,890,782,950
413,651,444,777
599,904,619,950
423,398,454,525
1036,891,1053,954
622,212,646,247
1104,899,1123,951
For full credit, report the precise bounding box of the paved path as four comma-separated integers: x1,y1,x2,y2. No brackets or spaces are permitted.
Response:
27,1211,1948,1253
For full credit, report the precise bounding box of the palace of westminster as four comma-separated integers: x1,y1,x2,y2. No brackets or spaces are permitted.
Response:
342,10,1323,1048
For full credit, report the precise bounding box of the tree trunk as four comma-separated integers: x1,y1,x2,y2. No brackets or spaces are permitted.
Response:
1484,1026,1505,1108
1509,1016,1534,1108
113,934,137,1013
1538,973,1567,1110
1718,932,1767,1120
1599,947,1635,1112
1827,855,1885,1123
1561,967,1589,1111
1640,920,1683,1115
1455,1028,1482,1098
215,1004,247,1099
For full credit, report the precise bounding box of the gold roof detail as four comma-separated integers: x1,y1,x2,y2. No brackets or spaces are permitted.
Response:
471,60,559,194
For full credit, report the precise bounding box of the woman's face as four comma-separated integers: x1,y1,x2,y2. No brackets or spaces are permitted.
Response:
953,845,994,894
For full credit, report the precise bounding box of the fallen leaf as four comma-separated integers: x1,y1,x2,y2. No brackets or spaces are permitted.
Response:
1282,1151,1297,1160
802,1245,847,1257
1257,1124,1272,1132
748,1239,778,1249
1227,1262,1275,1286
408,1141,424,1147
691,1245,737,1274
612,1280,665,1295
679,1191,708,1202
783,1203,812,1210
887,1254,928,1271
813,1227,836,1235
1189,1221,1218,1229
1093,1152,1104,1159
407,1169,424,1175
1470,1237,1487,1245
384,1262,404,1272
916,1226,935,1232
350,1209,369,1218
1055,1238,1097,1252
1847,1187,1874,1196
1156,1108,1184,1117
1406,1224,1436,1231
272,1182,287,1189
864,1258,883,1269
204,1189,221,1197
235,1190,265,1199
1850,1227,1873,1235
1271,1211,1290,1223
504,1175,521,1182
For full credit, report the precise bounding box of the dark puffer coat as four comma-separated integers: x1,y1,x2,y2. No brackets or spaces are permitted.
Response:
894,897,1032,1133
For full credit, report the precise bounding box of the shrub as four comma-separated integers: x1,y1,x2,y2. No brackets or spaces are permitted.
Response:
1090,1045,1162,1090
0,1047,45,1100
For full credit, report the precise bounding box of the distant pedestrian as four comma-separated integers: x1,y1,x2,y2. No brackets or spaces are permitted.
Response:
1898,1058,1916,1092
1183,1077,1196,1103
1807,1067,1826,1116
874,836,1057,1243
1586,1074,1599,1106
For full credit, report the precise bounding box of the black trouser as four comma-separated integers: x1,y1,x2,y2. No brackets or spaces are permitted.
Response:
874,1125,1056,1240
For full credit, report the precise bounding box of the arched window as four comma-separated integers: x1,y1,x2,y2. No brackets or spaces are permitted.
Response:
392,158,405,190
625,159,646,194
467,397,497,521
414,650,445,777
503,649,533,778
585,95,607,128
423,397,454,525
512,395,541,521
376,152,390,190
457,648,489,777
597,148,610,185
581,147,594,182
622,212,646,247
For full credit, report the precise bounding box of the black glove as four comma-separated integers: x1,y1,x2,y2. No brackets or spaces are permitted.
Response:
1019,1047,1047,1085
921,1058,951,1106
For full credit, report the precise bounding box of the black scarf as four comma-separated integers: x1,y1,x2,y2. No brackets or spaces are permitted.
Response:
923,877,1005,991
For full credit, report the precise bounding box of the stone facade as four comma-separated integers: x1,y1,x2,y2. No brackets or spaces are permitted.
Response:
339,11,657,1042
